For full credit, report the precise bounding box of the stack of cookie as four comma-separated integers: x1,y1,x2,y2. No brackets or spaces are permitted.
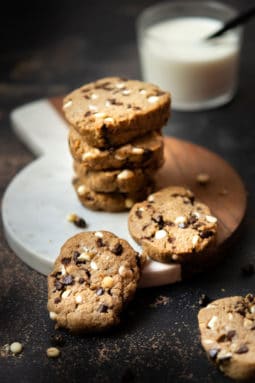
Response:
63,77,170,212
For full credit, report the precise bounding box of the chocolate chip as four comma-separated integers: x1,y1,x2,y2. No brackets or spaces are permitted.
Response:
96,288,104,296
198,294,211,307
84,111,92,117
199,230,214,239
61,257,71,265
189,196,195,205
78,278,85,284
54,297,61,304
96,238,104,247
62,275,73,285
135,209,143,219
208,348,220,360
101,124,111,147
143,148,152,161
111,243,123,256
241,263,255,277
235,345,249,354
73,251,80,263
107,98,123,106
55,281,63,291
152,215,164,229
189,215,198,224
85,269,91,278
168,236,176,244
132,106,141,110
98,304,108,313
226,330,236,341
136,254,141,268
74,217,87,228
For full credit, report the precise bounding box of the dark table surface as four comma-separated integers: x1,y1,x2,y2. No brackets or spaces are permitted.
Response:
1,0,255,382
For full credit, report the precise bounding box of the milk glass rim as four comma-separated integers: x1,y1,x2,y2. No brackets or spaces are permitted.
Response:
136,1,242,43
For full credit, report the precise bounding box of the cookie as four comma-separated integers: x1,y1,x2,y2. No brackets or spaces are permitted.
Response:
48,231,142,332
128,186,217,264
73,178,154,212
69,127,164,171
198,294,255,381
63,77,170,148
73,161,156,193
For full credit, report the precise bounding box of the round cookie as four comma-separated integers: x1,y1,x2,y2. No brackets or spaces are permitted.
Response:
198,294,255,381
73,178,154,212
128,186,217,264
63,76,170,148
48,231,142,332
69,128,164,171
74,161,156,193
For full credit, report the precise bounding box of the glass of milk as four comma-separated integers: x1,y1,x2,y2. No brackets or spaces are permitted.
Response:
137,1,243,111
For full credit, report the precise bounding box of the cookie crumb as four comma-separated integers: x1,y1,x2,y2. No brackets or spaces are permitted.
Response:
10,342,23,355
67,213,87,228
196,173,210,185
50,334,65,347
149,295,170,308
46,347,61,358
198,294,211,307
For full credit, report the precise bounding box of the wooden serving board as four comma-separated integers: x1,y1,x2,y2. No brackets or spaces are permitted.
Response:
2,97,246,287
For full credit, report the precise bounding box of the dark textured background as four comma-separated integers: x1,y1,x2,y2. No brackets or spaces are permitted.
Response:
0,1,255,382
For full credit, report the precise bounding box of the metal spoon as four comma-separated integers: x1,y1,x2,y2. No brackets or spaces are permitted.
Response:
207,6,255,39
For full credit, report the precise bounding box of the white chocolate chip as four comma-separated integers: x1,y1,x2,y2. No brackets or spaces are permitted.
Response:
172,254,179,261
203,339,214,345
78,252,93,261
95,231,103,238
49,311,57,320
61,265,66,276
228,313,234,320
90,261,98,270
75,295,83,304
217,350,232,360
122,89,131,95
125,199,134,209
10,342,23,355
207,315,218,329
132,147,144,155
118,265,132,278
67,213,78,222
91,93,98,100
155,230,167,240
102,276,114,289
250,305,255,314
196,173,210,185
105,100,111,107
88,104,98,111
244,318,253,328
46,347,60,358
62,290,71,299
175,216,187,224
117,169,134,180
77,185,86,196
206,215,217,224
192,235,200,247
82,148,100,161
116,82,125,89
147,194,154,202
139,89,147,95
104,117,114,124
147,95,159,103
94,112,106,118
63,100,72,109
115,153,126,161
138,207,145,212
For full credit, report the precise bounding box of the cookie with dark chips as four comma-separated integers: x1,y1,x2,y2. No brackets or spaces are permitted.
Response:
48,231,142,332
198,294,255,381
63,77,170,148
128,186,217,264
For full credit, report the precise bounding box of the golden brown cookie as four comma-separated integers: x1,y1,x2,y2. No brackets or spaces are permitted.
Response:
198,294,255,381
63,77,170,148
48,231,142,332
73,161,156,193
128,186,217,264
69,128,164,171
73,178,154,212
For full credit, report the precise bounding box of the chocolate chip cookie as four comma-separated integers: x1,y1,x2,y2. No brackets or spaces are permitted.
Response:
69,128,164,171
73,178,154,212
128,186,217,264
198,294,255,381
74,161,156,193
63,77,170,148
48,231,142,332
